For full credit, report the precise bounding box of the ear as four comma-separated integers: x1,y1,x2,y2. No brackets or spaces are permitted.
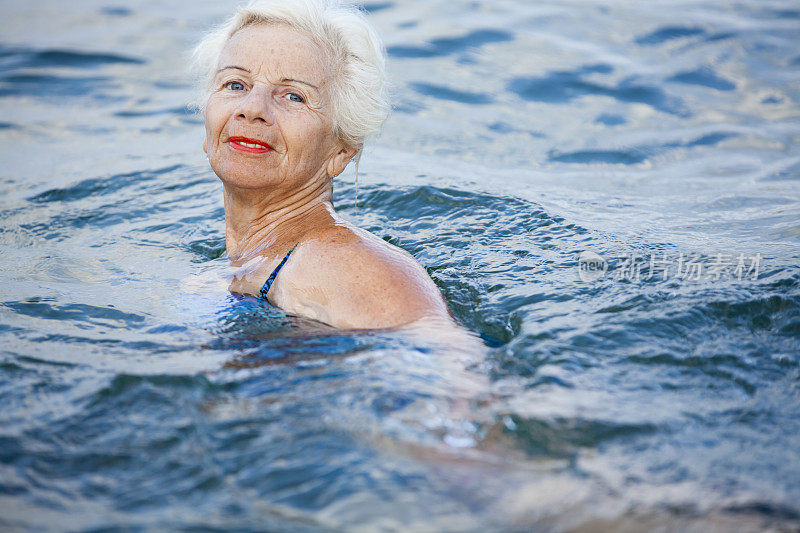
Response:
203,136,208,154
326,144,359,178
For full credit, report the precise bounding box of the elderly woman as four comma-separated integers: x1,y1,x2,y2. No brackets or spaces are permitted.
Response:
191,0,452,329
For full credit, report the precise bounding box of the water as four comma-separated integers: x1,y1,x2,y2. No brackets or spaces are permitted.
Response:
1,0,799,530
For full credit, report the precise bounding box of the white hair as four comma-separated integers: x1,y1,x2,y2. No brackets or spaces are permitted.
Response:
190,0,390,150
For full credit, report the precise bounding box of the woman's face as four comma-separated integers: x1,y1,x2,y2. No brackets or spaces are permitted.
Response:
204,24,354,191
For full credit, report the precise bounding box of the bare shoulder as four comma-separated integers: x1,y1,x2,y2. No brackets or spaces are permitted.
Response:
273,223,451,329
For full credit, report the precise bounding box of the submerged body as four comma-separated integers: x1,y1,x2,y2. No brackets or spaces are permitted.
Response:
226,201,451,329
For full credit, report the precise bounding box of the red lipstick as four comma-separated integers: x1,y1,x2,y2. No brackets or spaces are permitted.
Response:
228,136,273,154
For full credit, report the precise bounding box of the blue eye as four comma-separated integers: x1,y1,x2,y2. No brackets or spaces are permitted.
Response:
225,81,245,91
286,92,304,103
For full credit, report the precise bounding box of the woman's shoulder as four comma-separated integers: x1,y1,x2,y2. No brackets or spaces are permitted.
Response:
306,221,413,263
299,222,429,285
274,222,451,328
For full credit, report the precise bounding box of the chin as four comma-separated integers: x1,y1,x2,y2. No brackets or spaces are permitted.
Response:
219,175,279,190
211,163,277,190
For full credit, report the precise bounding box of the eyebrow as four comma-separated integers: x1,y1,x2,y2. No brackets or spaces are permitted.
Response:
217,65,250,73
215,66,319,91
281,77,319,90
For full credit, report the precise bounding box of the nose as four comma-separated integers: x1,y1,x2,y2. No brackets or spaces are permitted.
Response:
234,84,275,125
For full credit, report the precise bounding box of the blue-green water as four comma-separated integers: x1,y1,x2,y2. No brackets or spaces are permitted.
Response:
1,0,799,530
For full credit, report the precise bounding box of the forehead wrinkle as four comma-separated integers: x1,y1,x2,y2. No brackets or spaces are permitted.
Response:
219,23,335,92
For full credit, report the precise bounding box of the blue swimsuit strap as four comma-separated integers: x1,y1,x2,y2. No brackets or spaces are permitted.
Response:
259,243,298,299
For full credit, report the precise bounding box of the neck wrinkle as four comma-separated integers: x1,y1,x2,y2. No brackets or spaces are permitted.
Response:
223,177,333,262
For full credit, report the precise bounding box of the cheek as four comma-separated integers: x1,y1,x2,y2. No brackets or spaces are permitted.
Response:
203,99,228,146
205,120,218,148
289,115,335,153
202,118,215,149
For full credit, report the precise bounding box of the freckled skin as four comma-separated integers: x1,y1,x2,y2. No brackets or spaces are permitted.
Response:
204,24,453,330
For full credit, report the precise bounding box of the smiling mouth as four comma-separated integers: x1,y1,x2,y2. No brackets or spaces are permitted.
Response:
228,136,273,153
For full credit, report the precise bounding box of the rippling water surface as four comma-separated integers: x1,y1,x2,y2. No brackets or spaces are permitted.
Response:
1,0,799,530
